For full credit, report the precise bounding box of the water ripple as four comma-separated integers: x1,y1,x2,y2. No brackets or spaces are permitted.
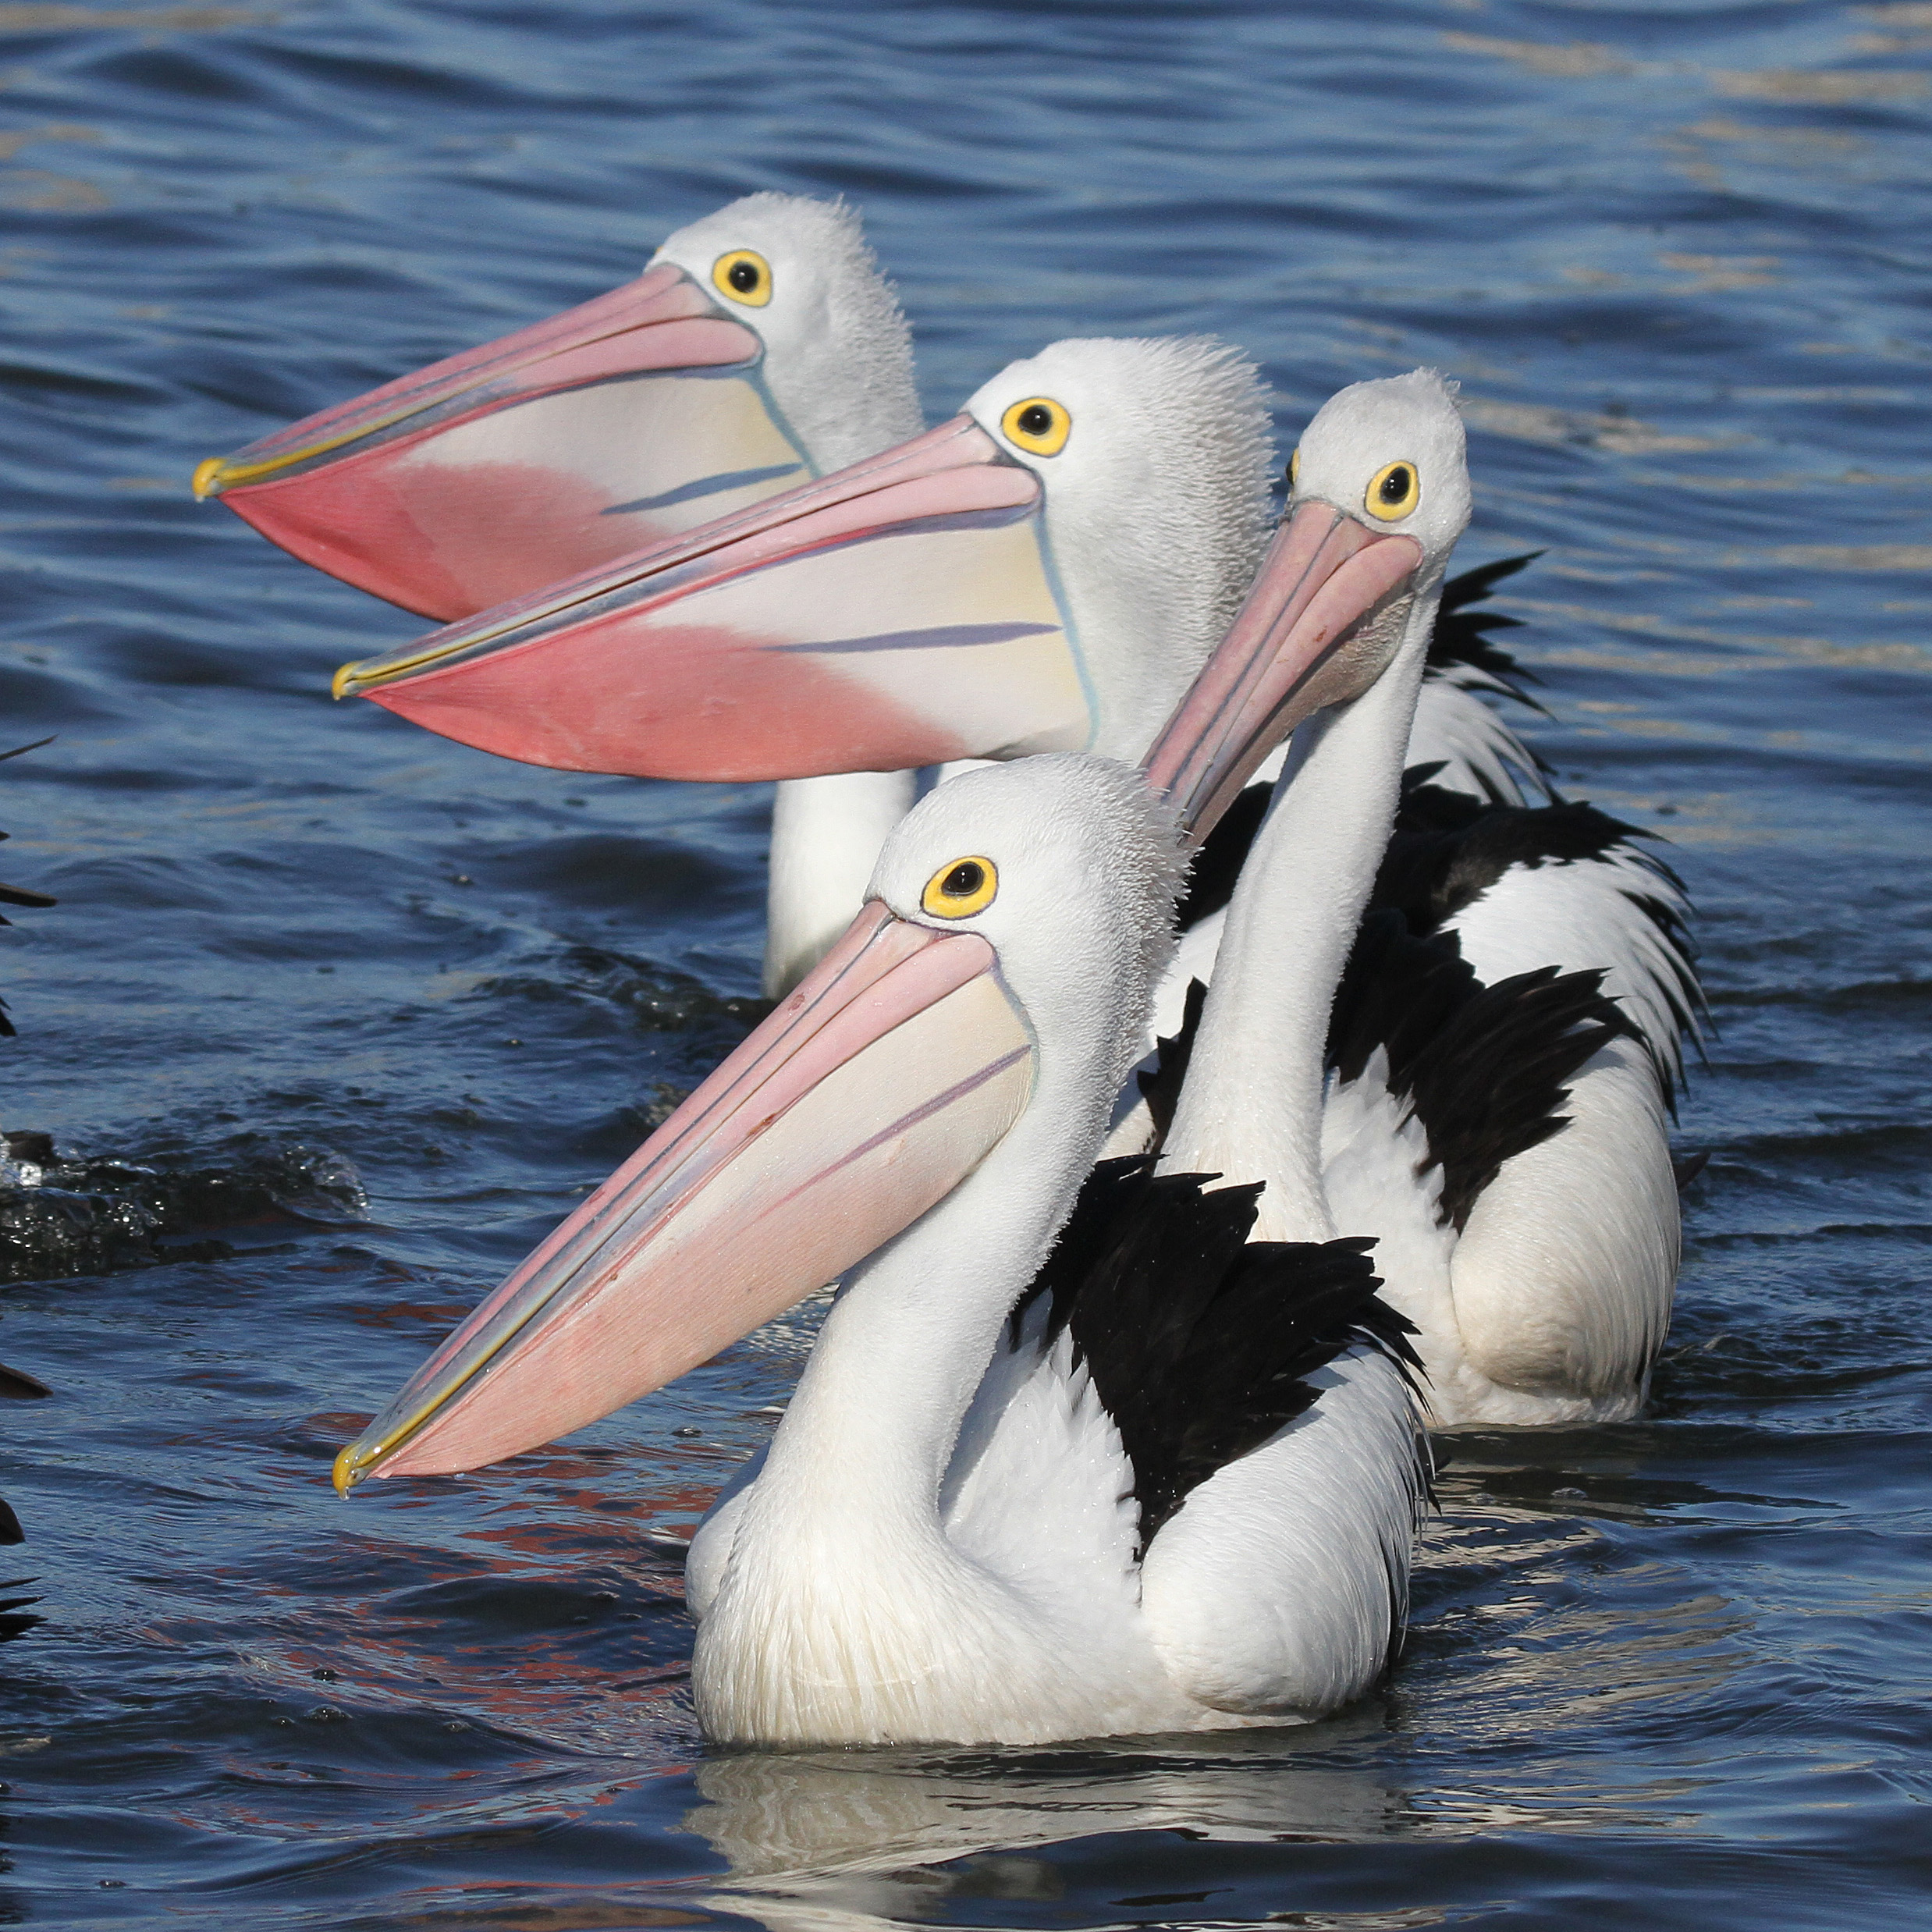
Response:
0,0,1925,1925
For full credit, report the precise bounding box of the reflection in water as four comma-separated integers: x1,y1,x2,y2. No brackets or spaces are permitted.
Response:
689,1733,1410,1927
684,1485,1758,1920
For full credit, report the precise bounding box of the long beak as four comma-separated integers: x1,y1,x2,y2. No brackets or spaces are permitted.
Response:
1142,500,1425,841
332,902,1035,1491
191,264,808,622
328,417,1093,782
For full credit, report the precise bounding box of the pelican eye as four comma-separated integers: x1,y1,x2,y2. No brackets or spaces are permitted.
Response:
712,249,772,307
1000,396,1071,457
1287,447,1301,490
922,855,999,918
1366,460,1420,521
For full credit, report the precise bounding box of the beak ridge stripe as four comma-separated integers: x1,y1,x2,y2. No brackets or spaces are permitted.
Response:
204,265,727,488
768,620,1061,657
601,461,806,517
772,1040,1033,1213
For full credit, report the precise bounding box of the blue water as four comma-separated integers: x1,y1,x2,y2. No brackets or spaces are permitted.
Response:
1,1,1928,1925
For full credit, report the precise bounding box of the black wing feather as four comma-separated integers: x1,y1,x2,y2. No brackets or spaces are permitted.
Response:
1014,1157,1422,1554
1379,776,1660,929
1328,911,1637,1231
1176,782,1271,932
1426,552,1546,708
1135,977,1207,1149
1378,773,1703,1090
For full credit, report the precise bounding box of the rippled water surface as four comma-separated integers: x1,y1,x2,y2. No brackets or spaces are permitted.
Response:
1,0,1928,1924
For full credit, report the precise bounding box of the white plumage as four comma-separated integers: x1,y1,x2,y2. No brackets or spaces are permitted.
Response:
680,752,1428,1746
336,368,1703,1753
1158,371,1696,1428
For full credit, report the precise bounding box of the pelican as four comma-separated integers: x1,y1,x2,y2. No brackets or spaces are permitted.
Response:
326,332,1549,1006
332,752,1430,1746
191,192,927,998
191,193,921,612
1135,370,1689,1424
326,374,1638,1746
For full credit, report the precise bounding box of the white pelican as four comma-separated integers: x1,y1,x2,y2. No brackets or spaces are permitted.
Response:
324,368,1600,1746
332,754,1430,1746
326,334,1549,998
191,192,928,1000
191,193,921,611
1139,370,1689,1424
193,190,1545,998
328,359,1692,1614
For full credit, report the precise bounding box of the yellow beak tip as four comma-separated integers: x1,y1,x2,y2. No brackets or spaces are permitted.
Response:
332,1444,365,1497
331,662,360,702
190,456,226,502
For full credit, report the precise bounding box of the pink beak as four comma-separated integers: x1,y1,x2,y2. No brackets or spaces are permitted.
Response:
333,902,1035,1490
329,417,1093,781
1142,500,1425,841
192,263,812,620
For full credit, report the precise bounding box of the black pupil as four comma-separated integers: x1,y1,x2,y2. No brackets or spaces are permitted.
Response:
1380,466,1412,504
1017,404,1053,436
943,861,984,899
728,260,760,293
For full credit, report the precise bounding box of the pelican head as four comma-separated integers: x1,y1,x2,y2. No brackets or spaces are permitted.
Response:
192,194,921,620
647,194,919,474
1144,368,1472,836
329,335,1273,780
332,753,1182,1491
954,336,1276,758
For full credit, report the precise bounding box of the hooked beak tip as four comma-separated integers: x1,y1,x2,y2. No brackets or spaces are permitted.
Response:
332,1442,371,1496
191,456,225,502
331,662,361,702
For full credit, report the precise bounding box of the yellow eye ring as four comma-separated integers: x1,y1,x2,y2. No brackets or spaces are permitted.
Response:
712,249,772,307
1000,396,1071,457
922,855,998,919
1365,460,1420,521
1287,447,1301,490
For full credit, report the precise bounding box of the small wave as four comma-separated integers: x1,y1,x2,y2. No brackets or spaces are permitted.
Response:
1710,976,1932,1014
0,1134,366,1283
474,943,767,1035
